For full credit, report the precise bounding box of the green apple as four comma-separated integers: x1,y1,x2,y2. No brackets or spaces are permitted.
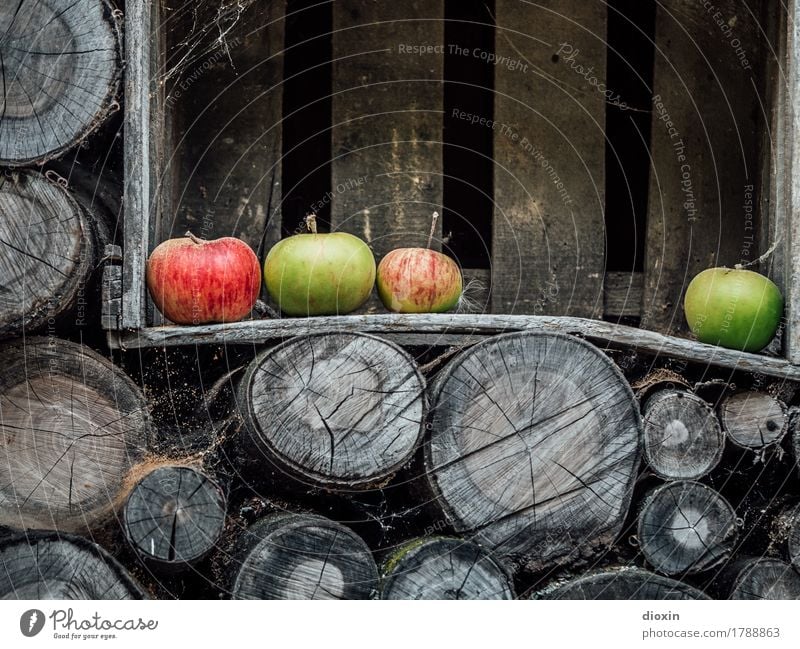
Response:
683,267,783,352
264,217,376,316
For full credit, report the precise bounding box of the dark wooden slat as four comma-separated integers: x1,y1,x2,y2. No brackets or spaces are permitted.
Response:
110,314,800,381
642,0,766,334
492,0,606,316
330,1,444,292
604,271,644,318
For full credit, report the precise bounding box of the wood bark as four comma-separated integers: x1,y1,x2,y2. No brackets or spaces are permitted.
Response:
492,0,606,316
0,532,145,599
380,537,514,600
0,0,123,166
238,333,426,489
641,389,723,480
0,338,149,532
638,481,738,576
425,331,641,568
538,567,710,600
231,513,378,600
719,391,788,449
124,465,226,568
727,558,800,600
0,171,97,337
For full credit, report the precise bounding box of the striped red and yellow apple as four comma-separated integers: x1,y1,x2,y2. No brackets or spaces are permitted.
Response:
377,247,463,313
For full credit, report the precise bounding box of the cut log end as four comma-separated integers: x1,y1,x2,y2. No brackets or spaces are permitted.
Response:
720,392,788,449
539,568,710,600
0,338,148,532
380,537,514,600
638,481,738,576
0,533,144,599
729,559,800,600
231,514,378,600
642,390,723,480
0,0,123,166
124,466,226,567
426,331,641,567
240,333,425,489
0,172,96,336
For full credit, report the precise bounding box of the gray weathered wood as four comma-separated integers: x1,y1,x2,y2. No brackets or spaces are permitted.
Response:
239,333,425,489
604,272,644,319
124,465,226,568
425,331,641,568
638,481,738,576
231,513,378,600
0,532,145,599
728,558,800,599
492,0,605,316
0,338,149,532
0,0,123,166
161,0,283,259
642,389,724,480
101,245,123,331
0,172,96,337
719,391,788,449
110,313,800,381
330,1,444,271
642,0,765,334
538,567,710,600
380,537,514,600
770,503,800,571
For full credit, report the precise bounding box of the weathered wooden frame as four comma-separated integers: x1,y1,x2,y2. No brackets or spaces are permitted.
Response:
116,0,800,382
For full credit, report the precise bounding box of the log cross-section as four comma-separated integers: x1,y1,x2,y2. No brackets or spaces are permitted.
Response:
539,567,710,600
425,331,641,568
0,0,123,166
239,333,426,489
0,338,149,532
124,465,226,568
719,391,788,449
727,558,800,600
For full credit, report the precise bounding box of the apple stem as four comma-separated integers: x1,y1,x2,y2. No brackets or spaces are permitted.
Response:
305,213,318,235
185,231,203,245
427,211,439,249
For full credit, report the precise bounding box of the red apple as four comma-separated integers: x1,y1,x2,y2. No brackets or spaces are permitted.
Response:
377,248,463,313
146,233,261,325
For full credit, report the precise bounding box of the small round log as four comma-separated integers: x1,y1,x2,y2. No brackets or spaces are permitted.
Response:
0,0,123,166
425,331,641,568
641,389,723,480
638,481,738,576
770,503,800,572
0,532,145,599
719,391,788,449
539,567,709,600
728,558,800,600
231,513,378,600
124,465,226,568
380,537,514,600
0,337,149,531
0,172,97,336
239,333,425,489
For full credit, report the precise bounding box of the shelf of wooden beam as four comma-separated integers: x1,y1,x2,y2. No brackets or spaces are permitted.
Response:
108,314,800,381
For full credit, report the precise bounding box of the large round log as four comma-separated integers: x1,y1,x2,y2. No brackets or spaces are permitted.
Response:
538,567,709,600
638,481,738,576
124,465,226,568
0,0,123,166
719,391,788,449
0,172,98,337
238,333,426,489
380,537,514,600
0,532,145,599
231,513,378,599
728,558,800,600
425,331,641,568
641,389,723,480
0,338,149,531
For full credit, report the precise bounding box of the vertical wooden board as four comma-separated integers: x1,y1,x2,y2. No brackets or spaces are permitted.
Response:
492,1,606,316
642,0,766,334
159,1,284,257
330,2,444,263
